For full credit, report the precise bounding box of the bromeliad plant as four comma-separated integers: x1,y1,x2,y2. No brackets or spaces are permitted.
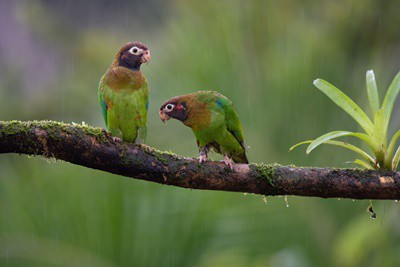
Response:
291,70,400,170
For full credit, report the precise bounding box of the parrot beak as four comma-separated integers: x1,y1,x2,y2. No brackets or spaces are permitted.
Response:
159,110,170,123
141,50,151,64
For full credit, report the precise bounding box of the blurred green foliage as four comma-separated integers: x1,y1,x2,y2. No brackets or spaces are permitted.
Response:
1,0,400,266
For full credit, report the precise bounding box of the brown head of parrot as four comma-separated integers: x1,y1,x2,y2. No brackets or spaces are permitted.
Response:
117,42,150,70
159,100,189,123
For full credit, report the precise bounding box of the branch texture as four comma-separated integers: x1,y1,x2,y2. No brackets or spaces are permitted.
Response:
0,120,399,200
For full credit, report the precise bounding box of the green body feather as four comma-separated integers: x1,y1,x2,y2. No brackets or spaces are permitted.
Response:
98,67,149,143
184,91,248,163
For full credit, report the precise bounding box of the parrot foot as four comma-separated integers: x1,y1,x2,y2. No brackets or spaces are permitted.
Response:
223,155,234,170
199,154,208,163
112,136,122,143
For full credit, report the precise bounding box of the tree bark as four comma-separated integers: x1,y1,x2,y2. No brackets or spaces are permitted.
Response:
0,120,399,200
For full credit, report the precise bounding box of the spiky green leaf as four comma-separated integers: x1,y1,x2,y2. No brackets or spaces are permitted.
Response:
291,139,375,165
373,109,386,147
382,70,400,138
313,79,374,136
366,70,380,119
347,159,375,169
289,141,313,152
306,131,376,154
392,145,400,171
387,129,400,162
320,140,375,165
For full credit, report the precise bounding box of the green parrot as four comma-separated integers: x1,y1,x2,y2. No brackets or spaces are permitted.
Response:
159,91,248,169
98,42,151,143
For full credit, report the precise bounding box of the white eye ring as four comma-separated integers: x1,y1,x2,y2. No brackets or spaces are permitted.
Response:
165,104,174,111
129,46,142,55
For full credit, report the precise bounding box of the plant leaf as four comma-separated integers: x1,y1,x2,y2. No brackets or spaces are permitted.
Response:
320,140,375,165
392,145,400,171
289,141,313,152
347,159,375,169
306,130,377,154
290,139,375,165
366,70,380,119
373,108,386,147
382,70,400,139
313,79,374,136
371,109,387,167
387,129,400,162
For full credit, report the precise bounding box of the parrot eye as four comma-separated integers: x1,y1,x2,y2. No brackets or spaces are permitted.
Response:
165,104,175,112
129,46,141,55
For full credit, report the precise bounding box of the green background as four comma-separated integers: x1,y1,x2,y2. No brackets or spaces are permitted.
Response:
1,1,400,266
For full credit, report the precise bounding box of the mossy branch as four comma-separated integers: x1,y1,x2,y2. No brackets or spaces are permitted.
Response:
0,120,399,200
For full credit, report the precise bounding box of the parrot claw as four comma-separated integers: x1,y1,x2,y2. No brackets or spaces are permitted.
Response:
112,136,122,143
199,155,208,163
223,155,234,170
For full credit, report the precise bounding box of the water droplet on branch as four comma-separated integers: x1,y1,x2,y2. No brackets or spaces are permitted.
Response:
284,195,289,208
262,196,268,206
367,201,376,219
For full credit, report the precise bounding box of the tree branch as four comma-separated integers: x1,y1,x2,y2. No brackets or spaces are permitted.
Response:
0,120,399,200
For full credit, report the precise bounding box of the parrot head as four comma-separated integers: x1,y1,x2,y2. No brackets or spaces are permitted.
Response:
117,42,151,70
159,98,189,123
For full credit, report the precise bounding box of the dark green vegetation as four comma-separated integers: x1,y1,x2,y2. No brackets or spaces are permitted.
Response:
2,1,400,266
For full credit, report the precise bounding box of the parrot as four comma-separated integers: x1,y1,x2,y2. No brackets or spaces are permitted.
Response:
159,91,248,169
98,42,151,143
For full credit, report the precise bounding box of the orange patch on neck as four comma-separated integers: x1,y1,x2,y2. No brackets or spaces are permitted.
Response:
106,67,145,91
184,101,211,131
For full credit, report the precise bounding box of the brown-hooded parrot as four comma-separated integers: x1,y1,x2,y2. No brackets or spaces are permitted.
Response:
159,91,248,169
98,42,151,143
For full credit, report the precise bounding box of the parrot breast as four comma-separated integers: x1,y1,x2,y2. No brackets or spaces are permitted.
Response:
105,67,145,92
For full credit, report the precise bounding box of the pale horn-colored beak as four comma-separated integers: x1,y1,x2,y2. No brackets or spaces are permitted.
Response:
159,110,170,123
141,50,151,64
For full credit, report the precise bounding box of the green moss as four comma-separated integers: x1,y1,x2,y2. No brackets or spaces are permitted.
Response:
143,146,182,165
0,120,31,136
72,122,107,142
154,152,169,165
164,150,180,159
151,149,169,164
0,120,108,143
250,163,281,187
41,120,107,142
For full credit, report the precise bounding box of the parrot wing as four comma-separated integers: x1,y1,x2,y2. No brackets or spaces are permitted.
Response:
216,97,246,150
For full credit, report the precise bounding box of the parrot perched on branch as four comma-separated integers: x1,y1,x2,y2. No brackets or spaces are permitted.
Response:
159,91,248,169
98,42,151,143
